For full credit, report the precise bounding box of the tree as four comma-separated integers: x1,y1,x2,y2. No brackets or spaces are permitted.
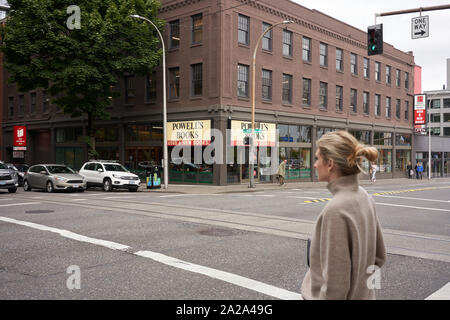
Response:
1,0,163,158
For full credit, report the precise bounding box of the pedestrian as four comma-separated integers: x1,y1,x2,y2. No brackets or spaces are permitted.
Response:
414,163,419,179
417,162,424,180
277,159,287,185
370,162,377,182
301,130,386,300
406,162,413,179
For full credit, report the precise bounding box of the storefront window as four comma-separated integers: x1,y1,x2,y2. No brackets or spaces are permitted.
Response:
96,126,119,142
168,146,213,184
126,125,151,141
278,125,311,143
279,147,311,180
378,149,392,173
395,150,411,173
278,124,289,141
395,134,411,146
348,130,371,144
374,132,392,146
317,127,332,140
56,127,83,143
55,147,84,171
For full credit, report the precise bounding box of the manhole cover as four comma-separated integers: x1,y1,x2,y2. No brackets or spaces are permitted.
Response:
25,210,54,214
198,228,238,237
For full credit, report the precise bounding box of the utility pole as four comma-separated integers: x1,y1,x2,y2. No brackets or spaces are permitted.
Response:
375,4,450,21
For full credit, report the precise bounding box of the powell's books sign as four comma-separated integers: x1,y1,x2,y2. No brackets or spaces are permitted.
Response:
167,120,211,146
13,126,27,150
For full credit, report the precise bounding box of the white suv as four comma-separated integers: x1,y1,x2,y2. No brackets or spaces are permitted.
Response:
79,160,140,192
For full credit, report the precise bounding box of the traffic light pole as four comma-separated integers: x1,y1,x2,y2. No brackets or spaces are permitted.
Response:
374,4,450,23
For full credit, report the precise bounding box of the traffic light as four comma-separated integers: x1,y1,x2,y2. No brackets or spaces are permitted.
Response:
367,24,383,56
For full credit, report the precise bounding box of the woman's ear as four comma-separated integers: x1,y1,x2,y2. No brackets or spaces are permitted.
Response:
327,159,334,173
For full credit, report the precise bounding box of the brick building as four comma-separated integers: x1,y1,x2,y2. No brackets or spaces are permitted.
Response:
2,0,416,184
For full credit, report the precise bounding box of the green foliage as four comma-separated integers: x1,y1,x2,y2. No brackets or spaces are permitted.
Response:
1,0,164,153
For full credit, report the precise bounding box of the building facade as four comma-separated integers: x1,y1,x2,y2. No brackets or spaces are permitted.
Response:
2,0,416,184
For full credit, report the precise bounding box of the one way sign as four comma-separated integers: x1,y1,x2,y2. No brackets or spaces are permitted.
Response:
412,15,429,39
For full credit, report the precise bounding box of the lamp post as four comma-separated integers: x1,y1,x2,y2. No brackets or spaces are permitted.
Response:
130,14,168,189
428,98,431,180
249,20,293,188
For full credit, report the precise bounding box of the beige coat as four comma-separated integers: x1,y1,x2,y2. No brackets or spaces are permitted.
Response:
301,174,386,300
277,161,286,178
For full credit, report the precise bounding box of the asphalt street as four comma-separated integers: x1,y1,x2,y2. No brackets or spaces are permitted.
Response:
0,179,449,300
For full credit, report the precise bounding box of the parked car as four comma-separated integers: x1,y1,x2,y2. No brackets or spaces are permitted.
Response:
79,160,140,192
23,164,87,192
6,163,28,187
0,161,19,193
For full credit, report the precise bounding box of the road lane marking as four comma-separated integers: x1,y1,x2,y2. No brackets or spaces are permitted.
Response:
0,198,14,201
0,216,130,251
71,199,87,201
159,194,220,198
375,195,450,203
0,216,302,300
0,202,41,207
134,251,302,300
377,202,450,213
425,282,450,300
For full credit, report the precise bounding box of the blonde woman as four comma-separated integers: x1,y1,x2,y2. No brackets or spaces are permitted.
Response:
301,130,386,300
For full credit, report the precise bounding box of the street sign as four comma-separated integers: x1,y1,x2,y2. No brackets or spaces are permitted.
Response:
414,94,426,125
411,16,429,39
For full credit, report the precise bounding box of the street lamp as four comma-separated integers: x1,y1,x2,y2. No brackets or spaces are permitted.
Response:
130,14,169,189
249,20,293,188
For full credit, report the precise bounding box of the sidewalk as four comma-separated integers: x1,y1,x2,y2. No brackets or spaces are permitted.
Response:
139,176,450,194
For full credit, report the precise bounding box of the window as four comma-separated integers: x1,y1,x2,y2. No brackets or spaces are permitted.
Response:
444,113,450,122
145,72,157,101
302,78,311,106
386,96,391,118
282,30,293,57
444,128,450,136
238,14,250,45
363,92,369,115
191,63,203,96
319,82,328,109
336,48,343,71
363,58,370,78
124,75,134,104
336,85,343,112
405,72,409,89
396,69,401,87
302,37,311,62
169,67,180,100
282,74,292,104
262,23,272,51
348,130,371,144
375,94,381,116
396,99,401,119
169,20,180,48
19,95,24,116
43,90,49,113
30,92,36,113
262,69,272,101
237,64,249,98
192,13,203,44
386,65,391,84
430,114,441,123
444,99,450,108
320,43,328,67
350,89,357,113
396,134,411,146
431,128,441,136
375,62,380,81
431,100,441,109
350,53,357,75
405,100,409,120
374,132,392,146
8,97,14,118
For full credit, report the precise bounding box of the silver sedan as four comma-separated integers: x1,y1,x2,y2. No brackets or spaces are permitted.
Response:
23,164,87,192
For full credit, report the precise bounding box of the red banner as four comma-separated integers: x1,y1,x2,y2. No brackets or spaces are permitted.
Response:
13,126,26,147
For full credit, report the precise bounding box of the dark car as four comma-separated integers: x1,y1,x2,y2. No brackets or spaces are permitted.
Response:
6,163,29,187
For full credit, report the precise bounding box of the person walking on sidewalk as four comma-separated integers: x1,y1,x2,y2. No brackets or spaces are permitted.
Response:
301,131,386,300
277,159,287,185
417,162,424,180
407,162,413,179
370,162,377,182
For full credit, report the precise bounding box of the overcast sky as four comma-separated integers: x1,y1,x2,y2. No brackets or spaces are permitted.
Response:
292,0,450,92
